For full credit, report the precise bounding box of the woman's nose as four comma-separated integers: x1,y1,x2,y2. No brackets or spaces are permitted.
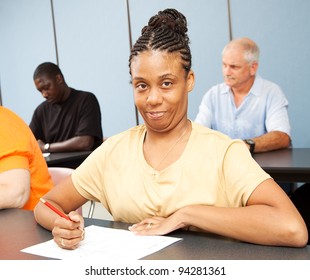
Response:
146,89,163,105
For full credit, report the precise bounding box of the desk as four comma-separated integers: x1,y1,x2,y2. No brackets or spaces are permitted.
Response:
254,148,310,183
0,209,309,260
45,151,92,169
44,149,310,181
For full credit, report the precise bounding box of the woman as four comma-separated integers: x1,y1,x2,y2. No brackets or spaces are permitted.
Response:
34,8,307,249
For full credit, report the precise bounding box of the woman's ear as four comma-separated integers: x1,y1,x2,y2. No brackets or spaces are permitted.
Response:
187,70,195,93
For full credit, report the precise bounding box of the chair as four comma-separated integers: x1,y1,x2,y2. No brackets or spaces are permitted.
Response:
48,167,95,218
290,183,310,245
87,200,96,218
48,167,74,185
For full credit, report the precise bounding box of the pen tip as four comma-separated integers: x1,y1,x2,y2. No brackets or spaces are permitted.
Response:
40,197,46,203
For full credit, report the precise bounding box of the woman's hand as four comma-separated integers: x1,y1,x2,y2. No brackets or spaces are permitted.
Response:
128,212,187,236
52,211,85,250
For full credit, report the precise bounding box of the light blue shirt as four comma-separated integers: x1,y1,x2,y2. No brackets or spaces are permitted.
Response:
194,75,291,139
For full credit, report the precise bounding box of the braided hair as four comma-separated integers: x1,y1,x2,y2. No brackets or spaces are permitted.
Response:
129,8,192,75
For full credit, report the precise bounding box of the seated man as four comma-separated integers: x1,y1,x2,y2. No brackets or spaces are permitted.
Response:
195,37,291,154
0,105,53,210
29,62,103,153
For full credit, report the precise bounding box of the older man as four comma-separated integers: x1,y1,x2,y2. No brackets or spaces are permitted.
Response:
195,37,291,153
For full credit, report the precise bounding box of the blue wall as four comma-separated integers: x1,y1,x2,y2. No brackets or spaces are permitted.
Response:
1,0,309,147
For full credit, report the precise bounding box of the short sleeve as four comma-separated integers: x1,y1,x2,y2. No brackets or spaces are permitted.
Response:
222,141,271,206
0,155,29,173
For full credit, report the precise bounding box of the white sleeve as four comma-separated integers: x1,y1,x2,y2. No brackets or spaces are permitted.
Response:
194,90,212,128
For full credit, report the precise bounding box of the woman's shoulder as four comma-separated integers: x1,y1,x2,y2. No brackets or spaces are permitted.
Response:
101,125,146,146
192,121,231,140
191,121,244,150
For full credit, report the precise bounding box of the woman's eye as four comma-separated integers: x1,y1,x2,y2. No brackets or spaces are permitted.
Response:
136,83,147,90
162,81,172,87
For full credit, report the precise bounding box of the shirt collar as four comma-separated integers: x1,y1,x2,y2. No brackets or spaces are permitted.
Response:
249,75,262,96
220,75,262,96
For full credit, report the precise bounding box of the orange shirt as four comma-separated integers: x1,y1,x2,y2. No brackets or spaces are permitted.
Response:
0,106,53,210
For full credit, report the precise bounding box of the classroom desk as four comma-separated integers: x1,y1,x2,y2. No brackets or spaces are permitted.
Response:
44,149,310,181
253,148,310,183
0,209,309,260
45,151,92,169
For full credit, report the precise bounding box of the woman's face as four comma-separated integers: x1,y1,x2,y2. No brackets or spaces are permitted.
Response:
130,50,194,133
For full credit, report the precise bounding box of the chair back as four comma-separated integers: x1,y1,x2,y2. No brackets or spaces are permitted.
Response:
290,183,310,245
48,167,74,185
47,167,96,218
47,167,82,215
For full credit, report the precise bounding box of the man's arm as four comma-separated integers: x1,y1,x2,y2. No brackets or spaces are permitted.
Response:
245,131,291,153
194,90,213,127
0,169,30,209
250,84,292,153
29,108,45,141
39,135,95,153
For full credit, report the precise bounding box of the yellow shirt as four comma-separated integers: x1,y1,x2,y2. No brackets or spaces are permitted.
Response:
72,122,271,223
0,106,53,210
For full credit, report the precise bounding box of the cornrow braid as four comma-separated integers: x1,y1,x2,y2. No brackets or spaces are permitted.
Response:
129,8,192,75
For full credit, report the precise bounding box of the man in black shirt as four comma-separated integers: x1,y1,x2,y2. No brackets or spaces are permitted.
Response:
30,62,103,153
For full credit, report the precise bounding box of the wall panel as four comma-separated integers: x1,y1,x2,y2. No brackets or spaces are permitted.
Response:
53,0,135,137
0,0,56,123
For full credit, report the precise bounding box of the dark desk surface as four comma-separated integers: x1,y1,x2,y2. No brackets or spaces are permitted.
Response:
44,149,310,181
45,151,92,169
254,148,310,182
1,209,309,260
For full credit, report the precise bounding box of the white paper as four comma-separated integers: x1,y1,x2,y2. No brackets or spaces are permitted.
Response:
21,225,182,260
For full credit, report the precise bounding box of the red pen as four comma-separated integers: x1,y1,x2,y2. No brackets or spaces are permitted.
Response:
40,198,85,240
40,197,71,220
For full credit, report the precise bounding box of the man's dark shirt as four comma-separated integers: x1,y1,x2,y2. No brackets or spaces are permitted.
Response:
29,88,103,150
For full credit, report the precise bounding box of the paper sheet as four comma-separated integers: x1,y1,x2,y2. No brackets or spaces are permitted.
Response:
21,225,182,260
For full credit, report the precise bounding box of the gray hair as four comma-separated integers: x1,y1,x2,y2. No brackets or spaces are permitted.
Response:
222,37,260,64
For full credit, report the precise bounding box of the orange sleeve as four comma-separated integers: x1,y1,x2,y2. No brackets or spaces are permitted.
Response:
0,155,29,173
